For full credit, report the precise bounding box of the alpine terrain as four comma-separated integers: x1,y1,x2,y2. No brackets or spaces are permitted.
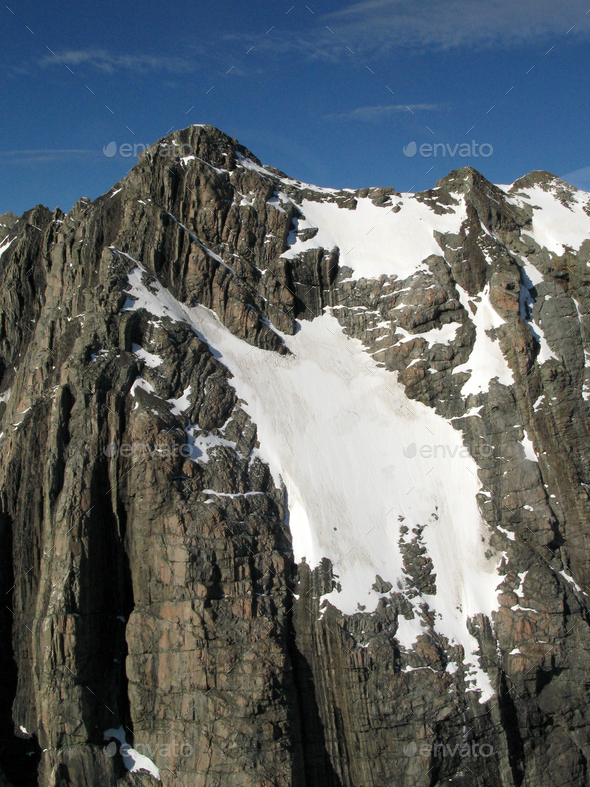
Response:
1,124,590,787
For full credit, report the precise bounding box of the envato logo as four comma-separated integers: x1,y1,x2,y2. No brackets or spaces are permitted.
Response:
403,740,494,759
403,443,493,459
104,739,193,759
104,441,195,459
103,141,195,159
403,141,493,158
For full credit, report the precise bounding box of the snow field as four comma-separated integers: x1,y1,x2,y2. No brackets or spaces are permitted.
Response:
122,265,502,698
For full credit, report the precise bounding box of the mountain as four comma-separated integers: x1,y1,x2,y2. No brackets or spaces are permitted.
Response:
1,124,590,787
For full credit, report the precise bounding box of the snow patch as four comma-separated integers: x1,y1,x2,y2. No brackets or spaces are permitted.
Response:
496,525,516,542
168,385,192,415
397,321,460,347
514,186,590,255
558,570,583,594
130,377,155,397
0,236,15,259
453,285,514,395
518,264,558,362
104,727,160,780
132,343,163,369
520,430,538,463
203,489,264,499
280,195,467,282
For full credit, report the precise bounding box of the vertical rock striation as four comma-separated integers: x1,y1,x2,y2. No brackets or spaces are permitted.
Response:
0,125,590,786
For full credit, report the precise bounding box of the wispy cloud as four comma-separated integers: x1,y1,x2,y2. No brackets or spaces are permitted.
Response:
220,0,590,67
22,2,590,89
0,150,100,165
324,103,440,122
325,0,590,53
40,49,203,75
220,32,340,63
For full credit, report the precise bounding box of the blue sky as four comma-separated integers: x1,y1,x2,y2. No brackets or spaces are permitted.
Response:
2,0,590,215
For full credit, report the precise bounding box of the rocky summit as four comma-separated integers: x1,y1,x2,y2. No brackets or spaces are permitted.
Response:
1,124,590,787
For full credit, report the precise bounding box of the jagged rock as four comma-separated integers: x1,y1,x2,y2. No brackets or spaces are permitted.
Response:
1,124,590,786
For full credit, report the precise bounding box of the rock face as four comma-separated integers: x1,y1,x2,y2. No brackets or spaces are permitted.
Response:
1,125,590,786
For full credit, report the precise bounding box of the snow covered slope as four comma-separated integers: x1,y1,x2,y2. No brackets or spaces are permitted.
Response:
116,161,590,705
278,193,467,281
502,181,590,255
7,123,590,785
122,262,501,698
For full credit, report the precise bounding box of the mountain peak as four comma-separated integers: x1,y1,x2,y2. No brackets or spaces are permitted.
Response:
1,125,590,786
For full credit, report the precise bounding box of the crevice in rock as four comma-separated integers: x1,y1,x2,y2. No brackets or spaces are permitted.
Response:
288,636,344,787
0,508,41,786
498,674,525,786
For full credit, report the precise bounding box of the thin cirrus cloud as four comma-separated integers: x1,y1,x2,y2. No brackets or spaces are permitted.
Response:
324,103,440,122
39,49,203,75
37,0,590,85
0,150,101,165
221,0,590,66
324,0,590,52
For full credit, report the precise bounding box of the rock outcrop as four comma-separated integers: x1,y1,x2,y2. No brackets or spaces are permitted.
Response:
1,125,590,786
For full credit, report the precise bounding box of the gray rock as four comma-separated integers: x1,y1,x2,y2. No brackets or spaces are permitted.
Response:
1,124,590,786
